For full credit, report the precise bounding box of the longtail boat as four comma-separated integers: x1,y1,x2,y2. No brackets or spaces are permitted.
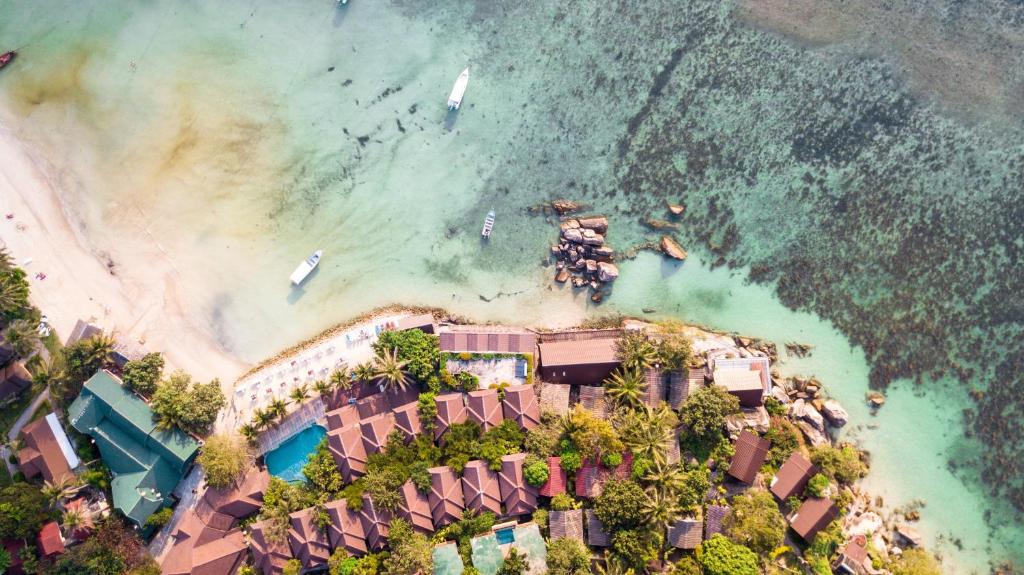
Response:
0,51,15,71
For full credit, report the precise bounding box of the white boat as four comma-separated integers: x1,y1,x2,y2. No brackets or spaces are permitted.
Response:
447,67,470,110
481,210,495,238
290,250,322,286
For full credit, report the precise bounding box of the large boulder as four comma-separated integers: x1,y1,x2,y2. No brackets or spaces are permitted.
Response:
725,407,770,436
597,262,619,282
555,269,570,283
770,386,791,404
552,200,580,214
592,246,614,260
791,398,825,431
582,233,606,246
577,216,609,233
797,420,830,447
667,202,685,215
563,228,583,243
559,219,580,232
895,524,923,548
822,399,850,428
660,235,688,260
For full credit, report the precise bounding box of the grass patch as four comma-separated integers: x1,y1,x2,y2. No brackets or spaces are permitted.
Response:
0,383,45,438
29,398,51,423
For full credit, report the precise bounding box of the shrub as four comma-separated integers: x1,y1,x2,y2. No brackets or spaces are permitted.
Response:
696,534,758,575
559,450,582,474
764,396,787,417
524,460,550,487
546,538,590,575
304,437,346,498
382,518,432,575
550,493,576,511
282,559,302,575
144,507,174,529
723,490,786,555
655,333,693,371
497,547,529,575
891,548,942,575
601,451,623,468
765,417,801,469
418,392,438,433
811,444,868,484
672,556,702,575
631,456,652,479
806,473,830,498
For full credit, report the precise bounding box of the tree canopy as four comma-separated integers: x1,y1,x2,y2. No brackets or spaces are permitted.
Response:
680,385,740,440
121,353,165,396
594,479,647,531
151,370,226,435
723,490,786,555
810,444,868,485
546,537,591,575
373,329,440,383
198,433,252,488
696,534,759,575
383,518,433,575
0,482,53,539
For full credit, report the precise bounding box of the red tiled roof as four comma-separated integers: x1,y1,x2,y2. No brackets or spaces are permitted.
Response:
328,423,368,482
770,452,817,500
324,499,367,557
439,330,537,354
37,521,63,558
727,430,770,484
538,457,566,497
790,497,838,541
498,454,538,516
538,339,619,367
17,416,74,483
163,513,247,575
392,402,422,441
574,453,633,498
466,389,503,431
434,394,467,440
461,460,502,516
398,481,434,534
358,496,392,551
288,507,331,569
360,413,396,454
326,404,360,431
501,385,540,430
250,519,293,575
428,466,465,528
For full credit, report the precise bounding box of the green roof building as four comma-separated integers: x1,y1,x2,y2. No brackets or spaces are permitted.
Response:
69,370,199,527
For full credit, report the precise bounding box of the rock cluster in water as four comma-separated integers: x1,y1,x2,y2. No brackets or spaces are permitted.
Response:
550,215,618,302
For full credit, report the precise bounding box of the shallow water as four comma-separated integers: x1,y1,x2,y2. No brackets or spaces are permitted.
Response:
1,0,1022,571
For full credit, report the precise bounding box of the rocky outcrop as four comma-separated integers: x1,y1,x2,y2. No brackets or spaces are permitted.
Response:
667,201,684,216
597,262,619,282
822,399,849,427
725,407,770,436
550,215,618,300
552,199,581,214
797,420,830,446
660,235,688,260
791,398,825,431
644,218,680,231
577,216,608,233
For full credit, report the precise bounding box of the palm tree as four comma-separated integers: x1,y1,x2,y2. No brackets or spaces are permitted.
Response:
594,552,635,575
0,248,14,272
61,509,84,537
81,333,116,368
252,408,275,430
353,362,376,384
603,368,646,411
42,476,80,508
642,486,683,561
267,399,289,423
4,319,40,359
33,353,66,389
372,348,412,391
0,274,30,319
289,384,310,404
330,368,354,391
615,331,657,372
620,408,674,468
313,379,332,397
239,423,260,443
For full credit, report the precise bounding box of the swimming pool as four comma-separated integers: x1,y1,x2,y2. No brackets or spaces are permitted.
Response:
265,425,327,483
495,527,515,545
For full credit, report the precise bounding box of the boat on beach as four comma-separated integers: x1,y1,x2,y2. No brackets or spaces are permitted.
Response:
481,210,495,238
290,250,322,286
447,67,470,110
0,51,16,71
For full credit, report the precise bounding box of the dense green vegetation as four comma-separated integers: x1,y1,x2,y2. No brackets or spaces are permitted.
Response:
150,369,226,435
197,433,253,488
121,353,165,396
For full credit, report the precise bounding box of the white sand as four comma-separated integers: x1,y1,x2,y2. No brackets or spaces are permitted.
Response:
0,125,247,383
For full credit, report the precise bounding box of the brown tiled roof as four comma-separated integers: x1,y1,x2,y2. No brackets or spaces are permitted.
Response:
838,535,869,572
705,505,730,538
358,496,392,551
538,339,618,367
17,415,74,483
538,383,571,416
384,385,420,410
250,519,293,575
665,430,681,465
574,453,632,498
538,457,566,497
461,460,502,516
434,394,467,440
202,468,269,520
585,510,610,547
193,499,235,538
326,404,360,431
428,466,465,528
288,507,331,569
501,385,540,430
549,509,584,542
790,497,838,541
360,413,396,454
578,386,607,418
398,480,434,534
324,499,367,557
727,430,770,484
392,402,422,441
643,368,666,408
668,518,703,549
439,329,537,354
328,423,368,482
397,314,436,333
466,389,503,431
770,452,817,501
356,393,391,419
498,454,538,516
163,511,247,575
0,362,31,401
37,521,63,558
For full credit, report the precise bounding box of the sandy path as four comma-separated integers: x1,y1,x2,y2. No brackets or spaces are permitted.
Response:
0,125,247,383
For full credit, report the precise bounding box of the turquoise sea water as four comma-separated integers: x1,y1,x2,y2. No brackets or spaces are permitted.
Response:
1,1,1023,571
265,424,327,483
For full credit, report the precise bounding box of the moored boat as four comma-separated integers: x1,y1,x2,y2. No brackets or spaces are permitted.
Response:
0,51,16,71
447,67,470,110
290,250,322,286
481,210,495,238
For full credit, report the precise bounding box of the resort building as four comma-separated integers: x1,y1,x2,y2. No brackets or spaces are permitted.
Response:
250,519,294,574
439,327,537,356
288,507,331,569
549,509,584,542
668,368,705,410
395,313,437,334
537,456,566,497
501,384,540,430
575,453,633,498
705,505,730,538
358,495,392,551
577,385,607,418
359,413,396,454
325,404,360,430
727,430,770,484
585,509,610,547
712,357,770,407
538,383,571,415
461,460,503,516
668,517,703,550
537,337,620,385
428,466,466,527
466,388,504,431
0,361,31,403
392,402,423,441
643,367,667,408
355,393,391,419
17,412,80,483
68,370,199,527
37,521,64,560
434,393,468,440
790,497,839,541
770,452,818,500
498,454,538,516
398,480,434,534
324,499,368,557
328,422,368,482
834,534,871,574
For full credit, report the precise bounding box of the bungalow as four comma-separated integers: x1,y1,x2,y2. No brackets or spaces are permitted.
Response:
203,468,268,518
398,480,434,534
434,393,468,440
358,495,392,551
538,383,571,416
585,509,610,547
466,388,503,431
834,534,870,575
17,412,80,483
643,368,667,408
549,509,584,542
713,357,770,407
727,430,770,484
790,497,838,541
498,454,538,516
538,456,566,497
396,313,437,334
578,385,607,418
356,393,391,419
538,338,620,385
325,404,360,431
428,466,465,527
668,369,705,410
37,521,64,560
360,413,396,454
575,453,633,498
501,385,540,430
250,519,294,575
325,499,368,557
0,361,31,404
770,452,817,501
668,517,703,550
461,460,502,516
392,402,422,441
64,319,102,347
288,507,331,569
439,328,537,355
68,370,199,527
329,423,368,482
705,505,730,538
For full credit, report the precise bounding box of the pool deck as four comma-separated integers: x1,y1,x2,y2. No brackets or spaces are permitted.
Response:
258,397,327,455
470,522,547,575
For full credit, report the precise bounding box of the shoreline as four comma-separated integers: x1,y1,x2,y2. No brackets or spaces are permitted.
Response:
0,124,248,383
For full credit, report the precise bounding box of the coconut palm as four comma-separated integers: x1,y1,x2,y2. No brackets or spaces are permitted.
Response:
330,367,354,391
353,362,376,384
4,319,40,359
0,273,30,319
289,384,310,404
620,408,674,468
80,333,116,368
0,248,14,272
642,486,683,560
603,367,646,411
61,509,84,536
252,408,275,430
594,552,635,575
267,399,289,422
615,331,657,372
239,423,260,443
33,353,66,389
42,476,80,508
313,379,332,397
372,348,412,391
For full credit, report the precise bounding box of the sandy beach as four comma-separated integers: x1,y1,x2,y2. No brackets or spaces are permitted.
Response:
0,125,247,383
